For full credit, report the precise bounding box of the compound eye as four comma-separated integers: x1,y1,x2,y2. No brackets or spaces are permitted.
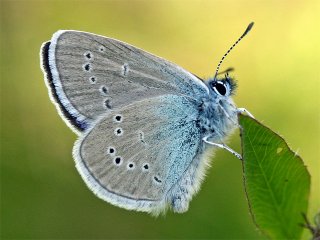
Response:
212,81,228,96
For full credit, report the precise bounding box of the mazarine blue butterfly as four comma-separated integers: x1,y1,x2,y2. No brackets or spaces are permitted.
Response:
40,22,254,215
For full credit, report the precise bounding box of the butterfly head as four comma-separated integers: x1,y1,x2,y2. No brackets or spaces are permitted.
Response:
200,74,238,141
207,74,237,98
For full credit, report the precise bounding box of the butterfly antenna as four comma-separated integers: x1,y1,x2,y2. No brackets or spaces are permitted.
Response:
214,22,254,79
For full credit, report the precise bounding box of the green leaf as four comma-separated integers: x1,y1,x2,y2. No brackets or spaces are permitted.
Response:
238,114,311,239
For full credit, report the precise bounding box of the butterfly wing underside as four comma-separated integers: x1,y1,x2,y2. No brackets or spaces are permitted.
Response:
74,95,204,214
41,30,208,133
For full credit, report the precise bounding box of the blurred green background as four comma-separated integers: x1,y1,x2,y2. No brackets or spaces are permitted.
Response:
1,0,319,239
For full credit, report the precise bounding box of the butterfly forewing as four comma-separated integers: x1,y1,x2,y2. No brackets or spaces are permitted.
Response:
42,30,208,133
74,95,203,214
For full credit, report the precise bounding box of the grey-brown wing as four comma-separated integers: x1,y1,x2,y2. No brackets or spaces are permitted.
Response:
73,95,204,215
40,30,208,133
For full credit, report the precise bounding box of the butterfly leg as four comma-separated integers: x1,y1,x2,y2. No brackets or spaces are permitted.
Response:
237,108,254,118
203,136,242,160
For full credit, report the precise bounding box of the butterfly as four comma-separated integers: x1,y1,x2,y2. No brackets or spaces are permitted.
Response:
40,22,254,216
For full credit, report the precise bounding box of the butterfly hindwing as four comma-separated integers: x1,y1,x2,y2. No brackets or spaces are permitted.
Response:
73,95,205,214
41,30,208,133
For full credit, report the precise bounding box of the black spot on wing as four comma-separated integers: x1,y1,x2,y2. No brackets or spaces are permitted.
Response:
154,176,162,183
41,41,88,131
